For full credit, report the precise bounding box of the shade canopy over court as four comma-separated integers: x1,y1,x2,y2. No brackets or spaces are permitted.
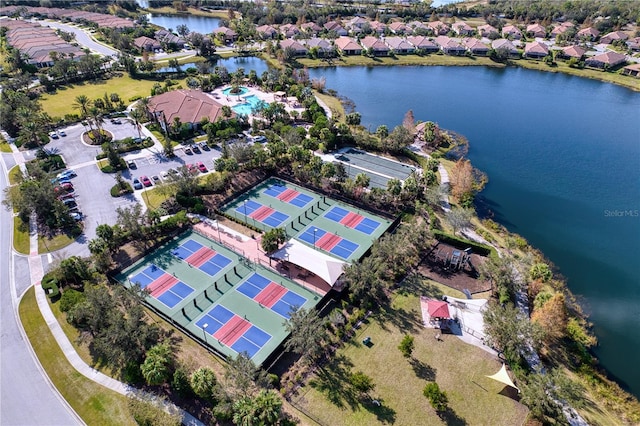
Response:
272,239,347,286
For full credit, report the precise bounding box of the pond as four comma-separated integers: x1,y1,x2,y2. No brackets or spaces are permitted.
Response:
156,57,269,75
146,13,222,35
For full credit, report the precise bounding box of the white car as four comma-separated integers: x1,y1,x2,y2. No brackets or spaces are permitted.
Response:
160,170,169,180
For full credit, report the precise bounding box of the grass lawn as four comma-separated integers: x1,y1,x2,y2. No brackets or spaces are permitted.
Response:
314,90,346,123
19,288,135,426
291,277,529,425
0,137,12,153
8,165,23,184
141,186,171,209
14,216,30,255
40,75,187,119
38,232,76,253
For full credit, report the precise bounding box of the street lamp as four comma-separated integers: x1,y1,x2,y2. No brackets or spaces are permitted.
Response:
243,200,248,223
202,323,209,344
313,228,318,249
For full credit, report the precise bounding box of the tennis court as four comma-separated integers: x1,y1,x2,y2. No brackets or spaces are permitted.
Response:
336,148,416,180
297,226,360,260
235,200,289,228
263,183,314,208
172,239,233,276
323,206,381,235
195,305,272,358
236,272,308,319
117,230,322,366
129,264,195,308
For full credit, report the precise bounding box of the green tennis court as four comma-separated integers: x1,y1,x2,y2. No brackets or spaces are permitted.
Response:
116,230,321,366
221,178,394,262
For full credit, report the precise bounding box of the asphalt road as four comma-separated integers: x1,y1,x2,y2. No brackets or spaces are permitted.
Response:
0,153,82,425
34,19,119,58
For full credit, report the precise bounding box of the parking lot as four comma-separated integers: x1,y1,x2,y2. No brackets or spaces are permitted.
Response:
34,120,222,244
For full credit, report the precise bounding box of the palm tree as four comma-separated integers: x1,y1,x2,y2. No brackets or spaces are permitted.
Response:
129,108,145,140
73,95,93,131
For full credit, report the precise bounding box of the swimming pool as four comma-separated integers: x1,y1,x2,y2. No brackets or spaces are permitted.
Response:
232,95,266,116
222,86,248,96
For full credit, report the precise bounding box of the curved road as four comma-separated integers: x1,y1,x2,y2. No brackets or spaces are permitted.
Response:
34,20,119,58
0,152,82,425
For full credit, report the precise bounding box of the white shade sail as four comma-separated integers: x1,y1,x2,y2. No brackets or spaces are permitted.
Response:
486,364,520,393
272,239,347,286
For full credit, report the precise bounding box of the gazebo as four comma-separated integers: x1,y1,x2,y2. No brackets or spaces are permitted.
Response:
426,299,451,320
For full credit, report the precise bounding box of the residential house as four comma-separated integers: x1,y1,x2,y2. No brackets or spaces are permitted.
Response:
279,23,300,38
300,22,322,36
477,24,498,38
369,21,387,35
524,41,549,58
550,23,573,38
557,45,585,60
406,35,439,53
155,29,185,49
133,36,161,52
334,36,362,55
626,37,640,51
148,89,230,129
256,25,278,39
491,39,520,58
388,21,408,34
585,51,626,68
360,36,390,56
502,24,522,39
280,39,308,56
452,21,474,36
526,23,547,39
384,36,415,54
303,38,334,57
213,26,237,44
576,27,599,41
324,21,348,37
434,36,466,55
346,17,368,33
621,63,640,78
464,38,489,56
428,21,450,36
407,21,429,34
600,31,628,44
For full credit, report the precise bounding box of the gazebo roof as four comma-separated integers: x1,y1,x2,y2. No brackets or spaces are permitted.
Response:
426,299,451,319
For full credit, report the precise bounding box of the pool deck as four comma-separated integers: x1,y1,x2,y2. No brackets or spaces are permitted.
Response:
211,85,305,122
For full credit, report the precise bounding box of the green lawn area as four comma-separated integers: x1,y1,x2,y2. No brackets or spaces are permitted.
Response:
0,135,12,153
8,165,23,185
39,75,187,119
291,276,529,425
314,90,346,123
14,216,30,255
19,288,135,426
141,186,171,209
38,232,76,253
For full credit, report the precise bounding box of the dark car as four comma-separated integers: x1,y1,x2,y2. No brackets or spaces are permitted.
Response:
63,199,78,209
192,145,201,154
132,178,143,190
140,175,152,187
199,142,210,151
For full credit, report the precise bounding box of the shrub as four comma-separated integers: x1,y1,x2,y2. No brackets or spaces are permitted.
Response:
41,275,60,300
530,263,553,283
110,182,133,197
171,367,193,398
398,334,415,358
59,289,85,312
423,382,448,412
190,367,217,401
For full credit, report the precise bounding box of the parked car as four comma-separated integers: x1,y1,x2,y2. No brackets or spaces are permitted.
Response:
70,212,83,221
111,118,122,124
49,132,59,139
167,168,179,176
58,130,66,137
160,170,169,180
53,182,74,193
140,176,152,187
63,199,77,209
192,145,201,154
199,142,210,151
184,147,193,155
56,170,76,179
196,162,207,173
57,177,73,185
132,178,142,190
127,160,137,169
151,175,160,183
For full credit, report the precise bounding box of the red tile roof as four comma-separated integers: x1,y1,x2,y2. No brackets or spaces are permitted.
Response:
148,90,229,125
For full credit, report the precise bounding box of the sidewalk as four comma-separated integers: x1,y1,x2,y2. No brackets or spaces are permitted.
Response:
27,228,204,425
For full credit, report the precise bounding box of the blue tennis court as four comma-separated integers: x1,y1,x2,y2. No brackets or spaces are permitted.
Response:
324,206,380,235
231,325,271,358
271,291,307,319
262,211,288,227
195,304,233,335
235,200,261,216
263,184,314,207
297,227,359,260
199,254,232,276
129,264,164,288
324,206,349,222
157,281,194,308
263,184,286,197
354,218,380,235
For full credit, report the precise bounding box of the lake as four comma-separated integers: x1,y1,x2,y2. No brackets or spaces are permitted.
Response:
306,65,640,397
156,56,268,75
146,13,221,35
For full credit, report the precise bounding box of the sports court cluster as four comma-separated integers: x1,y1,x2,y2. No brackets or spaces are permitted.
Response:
117,178,394,366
